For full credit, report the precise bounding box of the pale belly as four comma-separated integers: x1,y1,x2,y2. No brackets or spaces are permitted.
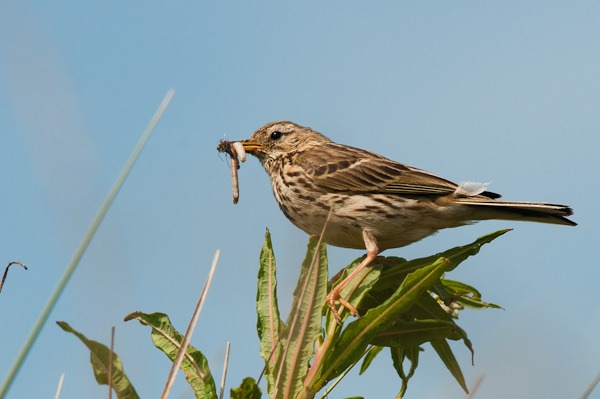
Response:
271,185,474,250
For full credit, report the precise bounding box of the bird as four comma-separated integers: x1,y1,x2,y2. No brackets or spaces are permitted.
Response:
236,121,576,320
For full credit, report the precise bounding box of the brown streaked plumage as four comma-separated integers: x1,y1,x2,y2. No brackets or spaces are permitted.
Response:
237,121,575,320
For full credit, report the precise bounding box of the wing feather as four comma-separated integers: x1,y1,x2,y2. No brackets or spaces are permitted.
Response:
298,143,465,196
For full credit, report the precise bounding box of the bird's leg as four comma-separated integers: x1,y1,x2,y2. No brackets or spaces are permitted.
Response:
327,230,379,322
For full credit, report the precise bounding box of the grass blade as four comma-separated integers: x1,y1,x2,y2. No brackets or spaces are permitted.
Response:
161,249,219,399
109,325,116,399
581,371,600,399
0,89,174,398
218,342,231,399
54,372,65,399
466,374,485,399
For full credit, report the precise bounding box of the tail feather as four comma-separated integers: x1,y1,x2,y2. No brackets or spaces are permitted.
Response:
456,199,577,226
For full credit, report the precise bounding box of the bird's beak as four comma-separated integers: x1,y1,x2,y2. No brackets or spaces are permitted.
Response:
240,140,264,154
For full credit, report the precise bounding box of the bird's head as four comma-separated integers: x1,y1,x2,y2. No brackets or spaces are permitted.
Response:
240,121,331,163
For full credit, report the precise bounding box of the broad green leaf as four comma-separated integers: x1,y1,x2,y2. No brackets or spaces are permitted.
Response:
274,236,328,399
256,229,286,391
390,346,421,399
371,320,465,349
406,294,475,363
56,321,139,399
372,229,510,295
318,257,449,388
230,377,261,399
442,229,510,272
124,311,216,399
441,279,483,297
430,339,468,394
359,346,383,375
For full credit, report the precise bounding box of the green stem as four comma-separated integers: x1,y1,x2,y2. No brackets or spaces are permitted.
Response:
302,313,341,397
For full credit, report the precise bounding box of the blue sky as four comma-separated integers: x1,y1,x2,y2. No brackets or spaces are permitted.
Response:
1,2,598,398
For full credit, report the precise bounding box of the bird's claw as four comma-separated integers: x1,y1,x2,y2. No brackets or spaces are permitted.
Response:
327,290,359,324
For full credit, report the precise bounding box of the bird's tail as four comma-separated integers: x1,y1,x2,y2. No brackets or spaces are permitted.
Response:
455,198,576,226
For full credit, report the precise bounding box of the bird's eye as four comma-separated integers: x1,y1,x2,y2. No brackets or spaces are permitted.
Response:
270,131,283,140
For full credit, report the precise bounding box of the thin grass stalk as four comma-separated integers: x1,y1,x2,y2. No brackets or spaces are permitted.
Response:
108,325,115,399
54,373,65,399
160,249,220,399
0,89,175,398
218,341,231,399
255,334,284,389
465,374,484,399
581,371,600,399
319,347,367,399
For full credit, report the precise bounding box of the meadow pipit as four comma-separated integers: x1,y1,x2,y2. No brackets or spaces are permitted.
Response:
229,121,575,320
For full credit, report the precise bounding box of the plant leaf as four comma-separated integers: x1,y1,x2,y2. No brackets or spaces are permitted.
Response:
371,229,510,296
124,311,216,399
440,278,503,310
406,293,475,364
371,320,466,348
256,229,286,392
407,290,456,321
390,346,421,398
359,346,383,375
56,321,139,399
230,377,262,399
274,236,328,399
430,339,468,394
319,257,449,387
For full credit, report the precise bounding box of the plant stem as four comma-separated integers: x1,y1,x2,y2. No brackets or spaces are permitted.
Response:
301,315,341,397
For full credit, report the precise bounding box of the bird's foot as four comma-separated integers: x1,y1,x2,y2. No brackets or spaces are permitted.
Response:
327,287,358,324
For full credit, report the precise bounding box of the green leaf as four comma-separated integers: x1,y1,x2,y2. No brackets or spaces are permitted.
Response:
430,339,468,394
390,346,421,398
442,229,510,272
373,229,510,295
56,321,139,399
406,294,475,364
256,229,286,391
407,290,456,321
371,320,466,348
274,236,328,399
319,257,450,387
124,311,216,399
440,279,503,310
359,346,383,375
230,377,262,399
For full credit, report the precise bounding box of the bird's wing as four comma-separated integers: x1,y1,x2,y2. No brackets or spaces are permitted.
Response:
300,144,462,196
